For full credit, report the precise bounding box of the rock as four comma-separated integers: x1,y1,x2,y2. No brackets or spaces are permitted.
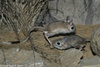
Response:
77,56,100,67
42,49,83,67
0,49,5,64
59,49,83,67
42,59,61,67
90,28,100,56
0,48,46,67
48,0,100,24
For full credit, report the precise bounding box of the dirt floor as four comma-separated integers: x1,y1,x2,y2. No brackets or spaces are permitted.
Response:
0,24,100,64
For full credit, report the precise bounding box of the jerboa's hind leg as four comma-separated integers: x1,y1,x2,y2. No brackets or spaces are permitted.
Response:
43,31,53,48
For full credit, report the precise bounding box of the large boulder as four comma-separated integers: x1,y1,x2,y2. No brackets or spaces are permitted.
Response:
48,0,100,24
90,28,100,56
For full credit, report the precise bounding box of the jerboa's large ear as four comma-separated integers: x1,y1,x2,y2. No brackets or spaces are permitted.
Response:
66,16,73,23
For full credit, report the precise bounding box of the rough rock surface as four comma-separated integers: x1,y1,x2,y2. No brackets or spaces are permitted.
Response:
0,49,5,64
42,49,83,67
0,48,46,67
90,28,100,56
60,49,83,67
48,0,100,24
77,56,100,67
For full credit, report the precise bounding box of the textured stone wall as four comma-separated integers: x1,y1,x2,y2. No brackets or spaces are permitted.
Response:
49,0,100,24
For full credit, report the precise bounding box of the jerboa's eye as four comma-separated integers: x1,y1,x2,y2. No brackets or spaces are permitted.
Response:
56,41,61,46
